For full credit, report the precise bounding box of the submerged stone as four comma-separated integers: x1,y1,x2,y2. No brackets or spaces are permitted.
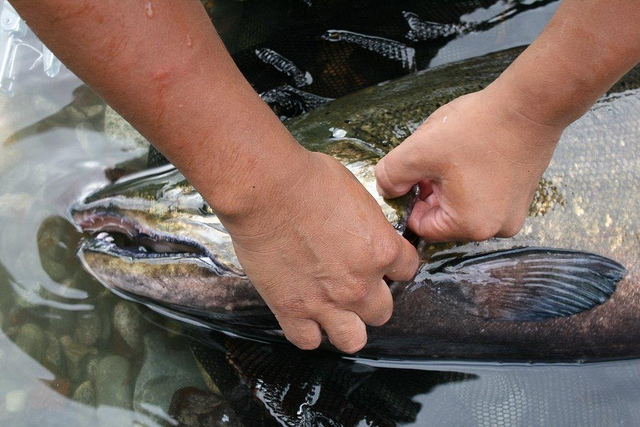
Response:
60,335,98,383
169,387,242,427
15,323,46,361
112,301,146,354
72,380,96,406
94,355,132,409
74,311,102,347
47,308,76,337
36,216,79,283
43,332,65,376
134,331,207,417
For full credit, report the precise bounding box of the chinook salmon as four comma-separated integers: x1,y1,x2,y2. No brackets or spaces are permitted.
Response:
71,47,640,361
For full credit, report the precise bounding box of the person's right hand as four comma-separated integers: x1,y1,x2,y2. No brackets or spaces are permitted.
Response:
220,151,419,353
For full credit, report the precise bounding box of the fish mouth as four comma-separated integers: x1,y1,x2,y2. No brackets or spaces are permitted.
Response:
73,209,210,261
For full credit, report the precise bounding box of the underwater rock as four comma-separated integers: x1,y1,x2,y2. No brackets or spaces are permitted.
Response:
43,332,65,376
36,217,78,283
0,193,34,218
85,355,100,382
5,389,28,413
74,311,102,347
94,355,132,409
47,308,76,337
72,380,96,406
68,268,104,294
134,331,207,416
60,335,98,383
112,301,146,354
15,323,46,361
0,147,21,176
169,387,242,427
0,311,3,330
104,107,149,151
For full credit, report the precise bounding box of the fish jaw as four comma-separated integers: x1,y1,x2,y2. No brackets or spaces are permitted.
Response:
77,243,257,310
70,180,266,320
77,245,280,336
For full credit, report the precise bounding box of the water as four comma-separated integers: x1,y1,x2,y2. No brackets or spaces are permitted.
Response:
1,0,640,425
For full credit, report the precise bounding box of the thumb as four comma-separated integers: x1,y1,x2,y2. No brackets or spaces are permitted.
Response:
408,194,465,242
375,140,436,199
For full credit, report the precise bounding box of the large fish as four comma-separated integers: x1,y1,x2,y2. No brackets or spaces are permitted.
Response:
71,47,640,361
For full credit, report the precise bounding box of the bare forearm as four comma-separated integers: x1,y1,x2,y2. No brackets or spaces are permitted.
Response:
10,0,307,220
493,0,640,128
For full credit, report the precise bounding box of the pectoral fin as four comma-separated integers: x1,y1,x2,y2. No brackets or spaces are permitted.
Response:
426,247,626,322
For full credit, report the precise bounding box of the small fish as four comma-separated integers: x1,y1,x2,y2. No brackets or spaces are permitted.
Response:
402,11,467,42
322,30,416,71
255,48,312,87
260,84,333,120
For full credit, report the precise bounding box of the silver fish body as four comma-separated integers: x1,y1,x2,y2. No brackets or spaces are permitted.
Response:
72,47,640,361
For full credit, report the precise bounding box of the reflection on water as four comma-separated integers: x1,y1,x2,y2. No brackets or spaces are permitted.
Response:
1,0,640,425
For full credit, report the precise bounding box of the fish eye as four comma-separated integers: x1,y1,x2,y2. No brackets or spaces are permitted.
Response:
324,31,341,41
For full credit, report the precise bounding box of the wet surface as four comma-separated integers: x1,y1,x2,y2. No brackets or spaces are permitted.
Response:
1,0,640,425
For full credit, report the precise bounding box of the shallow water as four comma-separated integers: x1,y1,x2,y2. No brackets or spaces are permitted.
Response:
2,0,640,425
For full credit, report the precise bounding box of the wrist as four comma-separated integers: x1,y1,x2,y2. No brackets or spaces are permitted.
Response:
478,83,563,165
201,138,316,230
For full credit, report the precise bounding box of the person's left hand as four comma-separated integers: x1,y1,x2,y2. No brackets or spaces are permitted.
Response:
375,88,564,242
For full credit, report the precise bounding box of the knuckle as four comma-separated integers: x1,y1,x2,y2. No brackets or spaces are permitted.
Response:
331,279,370,304
275,297,309,317
375,235,402,268
374,160,389,185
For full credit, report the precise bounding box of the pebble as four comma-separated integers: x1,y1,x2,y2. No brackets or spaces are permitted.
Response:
134,332,207,416
43,332,65,376
47,308,76,337
104,107,150,151
0,193,34,218
86,356,100,382
5,389,27,413
112,301,146,353
169,387,242,427
94,355,132,409
0,147,21,175
36,216,78,283
72,381,96,406
68,268,106,295
74,312,102,347
15,323,46,361
60,335,98,383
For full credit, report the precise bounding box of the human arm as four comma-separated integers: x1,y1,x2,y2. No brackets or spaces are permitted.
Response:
375,0,640,241
9,0,419,352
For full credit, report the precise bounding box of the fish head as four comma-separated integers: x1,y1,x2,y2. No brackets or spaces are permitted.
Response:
71,165,271,329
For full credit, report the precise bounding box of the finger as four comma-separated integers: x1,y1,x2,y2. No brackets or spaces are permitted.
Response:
317,310,367,354
384,234,420,282
408,197,466,242
278,317,323,350
352,279,394,327
375,138,437,199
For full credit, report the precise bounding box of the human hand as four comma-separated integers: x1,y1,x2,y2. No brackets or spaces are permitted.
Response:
375,87,564,242
221,151,419,353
